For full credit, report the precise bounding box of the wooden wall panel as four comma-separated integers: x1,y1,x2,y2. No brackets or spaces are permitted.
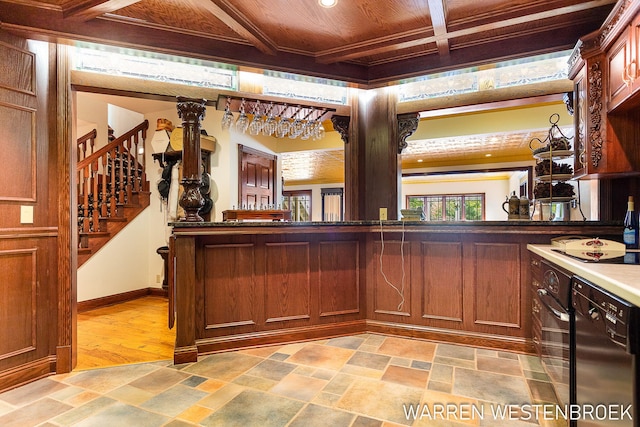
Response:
203,244,257,330
0,103,36,201
319,240,359,316
0,33,62,390
420,241,463,323
0,41,35,95
472,242,521,328
0,249,36,359
265,242,310,322
372,240,410,316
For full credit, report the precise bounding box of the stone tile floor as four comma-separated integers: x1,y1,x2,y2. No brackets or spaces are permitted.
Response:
0,334,566,426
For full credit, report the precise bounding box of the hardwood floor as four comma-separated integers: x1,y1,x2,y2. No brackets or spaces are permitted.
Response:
76,296,176,371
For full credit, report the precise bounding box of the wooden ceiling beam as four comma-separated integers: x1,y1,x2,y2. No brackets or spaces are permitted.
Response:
316,0,614,64
427,0,450,57
63,0,142,21
200,0,278,56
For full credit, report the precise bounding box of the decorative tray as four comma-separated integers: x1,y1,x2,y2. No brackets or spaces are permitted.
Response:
535,197,574,203
535,174,573,182
533,150,574,160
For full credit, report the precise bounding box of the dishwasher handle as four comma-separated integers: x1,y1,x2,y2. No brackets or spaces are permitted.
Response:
537,289,570,322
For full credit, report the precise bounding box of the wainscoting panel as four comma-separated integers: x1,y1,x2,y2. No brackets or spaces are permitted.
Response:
420,241,463,323
264,242,310,323
372,240,411,317
472,242,521,328
203,243,257,330
0,249,36,360
319,240,360,316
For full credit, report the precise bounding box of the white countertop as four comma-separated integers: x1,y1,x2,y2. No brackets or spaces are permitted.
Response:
527,244,640,306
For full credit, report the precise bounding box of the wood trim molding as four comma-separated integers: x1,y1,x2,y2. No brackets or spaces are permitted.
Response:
195,320,367,354
56,43,75,375
0,356,56,393
365,320,535,354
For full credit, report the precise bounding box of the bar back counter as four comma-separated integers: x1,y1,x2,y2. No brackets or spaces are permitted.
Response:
169,221,620,364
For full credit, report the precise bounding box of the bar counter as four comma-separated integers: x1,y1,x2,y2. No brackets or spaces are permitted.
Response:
170,220,622,363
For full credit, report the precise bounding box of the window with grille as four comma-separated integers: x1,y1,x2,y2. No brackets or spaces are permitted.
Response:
282,190,312,221
407,194,485,221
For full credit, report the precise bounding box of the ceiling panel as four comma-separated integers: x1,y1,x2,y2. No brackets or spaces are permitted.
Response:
0,0,616,85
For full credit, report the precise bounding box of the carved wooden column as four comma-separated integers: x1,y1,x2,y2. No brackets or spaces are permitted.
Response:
177,97,206,221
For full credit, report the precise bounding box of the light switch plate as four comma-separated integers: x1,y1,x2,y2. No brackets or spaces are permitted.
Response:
20,205,34,224
379,207,387,220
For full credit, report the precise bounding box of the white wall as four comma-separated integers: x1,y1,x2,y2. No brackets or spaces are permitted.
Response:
77,210,153,301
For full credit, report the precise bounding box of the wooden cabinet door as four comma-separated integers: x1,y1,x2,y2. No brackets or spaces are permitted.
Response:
607,26,632,112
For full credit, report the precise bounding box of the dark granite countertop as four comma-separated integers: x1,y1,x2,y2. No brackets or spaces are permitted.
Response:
171,220,622,235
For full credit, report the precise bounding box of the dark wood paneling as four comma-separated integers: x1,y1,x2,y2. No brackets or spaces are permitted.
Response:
319,240,360,316
264,242,310,323
472,242,521,328
203,243,257,329
0,32,63,391
420,241,463,323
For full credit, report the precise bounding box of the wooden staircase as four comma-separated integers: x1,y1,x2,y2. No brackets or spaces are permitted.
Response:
77,121,150,267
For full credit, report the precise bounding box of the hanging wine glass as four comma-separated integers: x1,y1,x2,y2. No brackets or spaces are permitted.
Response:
235,98,249,133
248,100,263,135
220,97,234,130
289,107,307,139
262,102,277,136
313,121,325,140
276,105,297,138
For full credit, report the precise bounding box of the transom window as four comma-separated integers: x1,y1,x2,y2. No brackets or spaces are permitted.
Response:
407,194,485,221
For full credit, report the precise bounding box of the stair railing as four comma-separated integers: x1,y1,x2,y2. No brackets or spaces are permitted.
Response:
77,120,149,235
77,129,97,162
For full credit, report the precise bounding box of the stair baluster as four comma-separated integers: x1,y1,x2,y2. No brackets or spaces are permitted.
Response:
76,120,150,266
77,129,97,162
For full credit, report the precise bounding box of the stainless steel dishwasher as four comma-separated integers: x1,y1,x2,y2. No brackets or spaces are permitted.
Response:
572,277,639,426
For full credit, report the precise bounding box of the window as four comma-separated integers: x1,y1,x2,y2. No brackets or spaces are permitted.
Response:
321,187,344,221
282,190,312,221
407,194,485,221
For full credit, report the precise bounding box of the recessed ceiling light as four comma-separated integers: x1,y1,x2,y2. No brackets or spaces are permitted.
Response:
319,0,337,8
485,153,492,157
417,159,424,163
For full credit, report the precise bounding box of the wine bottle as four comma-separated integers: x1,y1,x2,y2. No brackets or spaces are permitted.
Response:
623,196,639,249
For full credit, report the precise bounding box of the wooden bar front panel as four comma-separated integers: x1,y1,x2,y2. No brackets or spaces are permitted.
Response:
370,239,411,318
419,241,463,324
471,242,521,329
173,223,621,360
203,243,257,332
265,242,311,324
319,240,360,317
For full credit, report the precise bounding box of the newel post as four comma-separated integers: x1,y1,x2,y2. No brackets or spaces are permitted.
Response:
177,97,206,221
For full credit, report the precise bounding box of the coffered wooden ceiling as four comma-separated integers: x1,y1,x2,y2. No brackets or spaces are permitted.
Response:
0,0,616,86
